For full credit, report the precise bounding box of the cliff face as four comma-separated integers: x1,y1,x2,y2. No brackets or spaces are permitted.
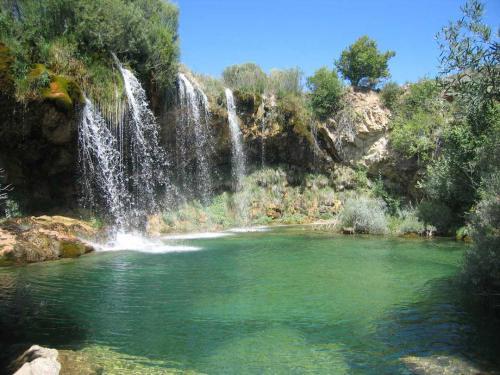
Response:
0,49,82,214
1,67,403,215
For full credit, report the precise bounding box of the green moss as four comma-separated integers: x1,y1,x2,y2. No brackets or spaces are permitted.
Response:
41,75,84,111
60,241,87,258
0,253,15,266
0,43,15,94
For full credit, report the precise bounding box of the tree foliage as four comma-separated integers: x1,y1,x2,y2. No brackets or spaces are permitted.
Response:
389,79,451,162
306,67,344,120
336,36,395,88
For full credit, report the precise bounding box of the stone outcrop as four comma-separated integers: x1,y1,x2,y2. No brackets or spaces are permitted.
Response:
317,87,391,172
0,216,96,264
12,345,61,375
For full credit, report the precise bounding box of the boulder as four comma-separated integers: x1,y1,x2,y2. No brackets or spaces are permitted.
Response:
401,355,492,375
12,345,61,375
0,216,96,264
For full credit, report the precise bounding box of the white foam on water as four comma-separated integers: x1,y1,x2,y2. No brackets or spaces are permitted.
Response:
162,232,234,240
95,232,201,253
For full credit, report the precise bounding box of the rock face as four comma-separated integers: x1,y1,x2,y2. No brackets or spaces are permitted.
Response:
0,216,96,264
0,46,81,214
317,87,391,172
12,345,61,375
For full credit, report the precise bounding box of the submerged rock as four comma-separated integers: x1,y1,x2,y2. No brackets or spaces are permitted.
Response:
12,345,61,375
0,216,96,265
402,355,494,375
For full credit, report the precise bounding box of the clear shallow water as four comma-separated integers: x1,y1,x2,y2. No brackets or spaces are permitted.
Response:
0,227,499,374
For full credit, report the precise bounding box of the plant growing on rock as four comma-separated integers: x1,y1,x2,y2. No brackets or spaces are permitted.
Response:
306,66,344,120
380,81,403,112
222,63,267,94
336,36,395,88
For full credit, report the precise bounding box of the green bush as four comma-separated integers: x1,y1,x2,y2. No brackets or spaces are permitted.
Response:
380,81,403,111
417,200,454,235
396,209,425,235
267,68,303,97
222,63,267,94
388,79,450,162
463,173,500,293
335,35,395,88
306,67,344,120
0,0,179,102
337,196,387,234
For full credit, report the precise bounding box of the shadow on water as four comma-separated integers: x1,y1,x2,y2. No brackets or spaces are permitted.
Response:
370,275,500,373
0,266,89,373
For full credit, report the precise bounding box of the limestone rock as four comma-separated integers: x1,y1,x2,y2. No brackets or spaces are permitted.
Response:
0,216,96,264
318,87,391,171
12,345,61,375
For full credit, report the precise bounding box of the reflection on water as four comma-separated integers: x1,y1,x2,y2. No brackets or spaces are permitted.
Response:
0,227,499,373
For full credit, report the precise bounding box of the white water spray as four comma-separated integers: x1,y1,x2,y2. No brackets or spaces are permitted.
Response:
176,73,214,203
225,88,246,191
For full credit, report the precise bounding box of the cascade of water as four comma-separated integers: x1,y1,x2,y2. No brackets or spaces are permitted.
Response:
224,88,249,225
176,73,214,204
116,61,170,222
79,56,170,232
224,88,246,191
78,98,127,227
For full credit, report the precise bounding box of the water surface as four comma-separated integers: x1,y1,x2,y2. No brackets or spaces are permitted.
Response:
1,227,498,373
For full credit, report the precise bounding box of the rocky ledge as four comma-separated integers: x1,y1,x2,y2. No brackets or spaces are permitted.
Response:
0,215,97,265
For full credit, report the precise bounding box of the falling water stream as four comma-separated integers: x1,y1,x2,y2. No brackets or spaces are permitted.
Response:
224,88,246,191
79,56,170,234
176,73,214,204
225,88,248,224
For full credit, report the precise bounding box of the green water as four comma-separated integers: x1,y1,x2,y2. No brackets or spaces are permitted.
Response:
0,227,498,373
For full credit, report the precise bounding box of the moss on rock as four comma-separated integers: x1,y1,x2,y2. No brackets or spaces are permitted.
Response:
27,64,84,111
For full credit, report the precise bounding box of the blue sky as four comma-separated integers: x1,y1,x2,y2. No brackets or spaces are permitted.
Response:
174,0,499,84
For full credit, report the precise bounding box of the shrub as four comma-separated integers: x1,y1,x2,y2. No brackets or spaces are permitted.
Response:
338,196,387,234
463,173,500,293
222,63,267,94
417,200,454,234
390,110,445,162
0,0,179,101
396,208,425,235
380,81,403,111
306,67,344,120
335,36,395,88
267,68,303,97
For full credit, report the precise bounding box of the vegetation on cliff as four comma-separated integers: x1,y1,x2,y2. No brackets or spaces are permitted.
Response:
0,0,179,104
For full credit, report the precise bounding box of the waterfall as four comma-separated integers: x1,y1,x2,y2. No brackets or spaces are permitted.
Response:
116,61,170,224
176,73,214,204
225,88,249,225
79,56,170,231
225,88,246,191
79,98,127,227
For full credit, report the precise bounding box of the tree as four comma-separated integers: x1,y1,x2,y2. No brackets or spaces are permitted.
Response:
422,0,500,294
306,67,344,120
336,36,395,88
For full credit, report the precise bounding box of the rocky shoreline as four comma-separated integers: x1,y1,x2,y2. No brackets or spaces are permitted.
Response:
0,216,98,265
